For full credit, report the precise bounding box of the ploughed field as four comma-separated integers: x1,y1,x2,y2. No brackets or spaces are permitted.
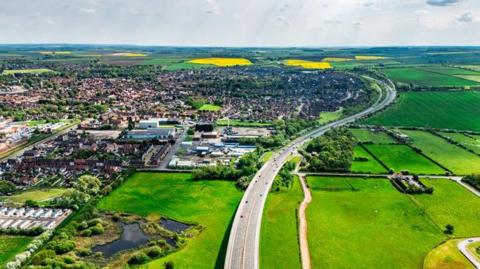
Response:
306,176,480,269
365,91,480,132
97,172,242,269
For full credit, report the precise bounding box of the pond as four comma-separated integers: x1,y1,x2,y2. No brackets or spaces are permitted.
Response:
160,218,192,233
92,222,150,258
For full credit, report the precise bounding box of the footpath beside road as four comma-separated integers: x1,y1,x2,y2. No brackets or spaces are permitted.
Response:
458,237,480,269
297,173,312,269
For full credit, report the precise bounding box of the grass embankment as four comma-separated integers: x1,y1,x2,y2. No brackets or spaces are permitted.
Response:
97,172,242,269
306,177,444,269
366,91,480,132
402,130,480,174
260,176,303,269
0,235,32,267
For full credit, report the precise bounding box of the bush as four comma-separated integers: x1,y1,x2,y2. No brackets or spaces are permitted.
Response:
462,174,480,191
145,246,163,258
31,250,56,265
444,224,454,235
47,239,75,254
164,261,175,269
90,223,104,235
128,252,150,265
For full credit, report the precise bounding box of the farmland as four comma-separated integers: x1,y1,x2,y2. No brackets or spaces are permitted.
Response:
189,57,252,67
437,131,480,154
306,176,444,269
284,59,332,69
355,55,387,60
402,130,480,174
350,128,396,144
350,146,387,174
1,68,54,75
97,172,242,269
0,236,32,267
111,52,147,57
260,176,302,269
199,104,222,112
383,67,480,87
365,91,480,132
364,144,445,174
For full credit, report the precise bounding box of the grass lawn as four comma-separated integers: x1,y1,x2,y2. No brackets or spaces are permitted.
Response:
366,91,480,132
306,176,444,269
260,176,302,269
318,109,343,124
1,188,70,204
468,241,480,261
1,68,54,75
350,146,387,173
365,144,445,174
0,235,32,267
437,131,480,154
350,128,396,144
383,67,480,87
216,119,272,127
97,172,242,269
402,130,480,175
424,239,473,269
199,104,222,112
413,179,480,236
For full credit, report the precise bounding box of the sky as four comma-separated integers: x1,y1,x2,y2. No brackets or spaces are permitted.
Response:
0,0,479,46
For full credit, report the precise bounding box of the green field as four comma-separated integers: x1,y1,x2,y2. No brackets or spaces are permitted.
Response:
383,67,480,86
199,104,222,112
414,179,480,237
437,131,480,154
366,91,480,132
216,119,272,127
0,236,32,267
1,188,70,204
318,109,343,124
424,239,474,269
306,176,444,269
350,146,387,173
365,144,445,174
350,128,396,144
97,172,242,269
260,176,302,269
402,130,480,174
1,68,54,75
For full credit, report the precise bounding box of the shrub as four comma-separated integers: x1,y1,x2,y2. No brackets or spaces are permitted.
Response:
164,261,175,269
31,250,56,265
90,223,104,235
128,252,150,265
145,246,163,258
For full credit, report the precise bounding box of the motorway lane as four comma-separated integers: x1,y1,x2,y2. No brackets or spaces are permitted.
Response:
224,77,396,269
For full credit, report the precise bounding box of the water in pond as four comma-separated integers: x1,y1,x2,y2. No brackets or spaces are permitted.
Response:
160,218,191,233
92,222,149,258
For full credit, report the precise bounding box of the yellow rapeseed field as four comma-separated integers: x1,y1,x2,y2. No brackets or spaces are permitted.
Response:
112,52,148,57
355,55,387,60
38,51,72,55
322,57,352,62
188,58,252,67
284,59,332,69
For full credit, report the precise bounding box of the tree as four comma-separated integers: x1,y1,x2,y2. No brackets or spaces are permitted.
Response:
164,261,175,269
444,224,454,235
75,175,101,195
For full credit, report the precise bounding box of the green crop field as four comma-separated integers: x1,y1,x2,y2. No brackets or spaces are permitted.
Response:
421,66,480,76
199,104,222,112
1,68,54,75
0,236,32,267
1,188,70,204
306,176,444,269
383,67,480,86
364,144,445,174
366,91,480,132
414,179,480,237
350,128,396,144
260,176,302,269
350,146,387,173
97,172,242,269
402,130,480,174
437,131,480,154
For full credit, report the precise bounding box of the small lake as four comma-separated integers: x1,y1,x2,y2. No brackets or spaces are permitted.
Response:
92,222,150,258
160,218,191,233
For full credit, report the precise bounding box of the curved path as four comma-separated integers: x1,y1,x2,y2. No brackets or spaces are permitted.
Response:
458,237,480,268
224,77,397,269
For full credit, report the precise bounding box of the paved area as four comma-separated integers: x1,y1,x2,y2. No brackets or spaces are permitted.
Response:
224,77,397,269
458,237,480,268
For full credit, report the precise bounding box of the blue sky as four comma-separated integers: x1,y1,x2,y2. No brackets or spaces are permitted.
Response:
0,0,479,46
